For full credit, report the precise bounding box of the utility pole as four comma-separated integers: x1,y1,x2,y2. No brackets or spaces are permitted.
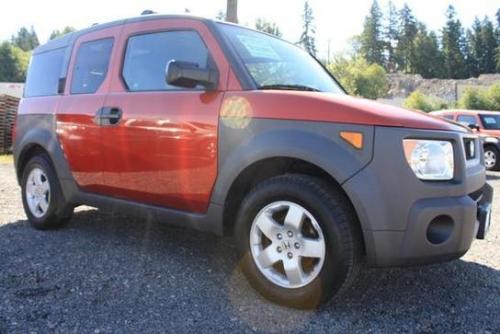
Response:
226,0,238,23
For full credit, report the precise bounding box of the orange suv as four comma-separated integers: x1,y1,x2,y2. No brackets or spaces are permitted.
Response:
14,15,493,308
432,110,500,171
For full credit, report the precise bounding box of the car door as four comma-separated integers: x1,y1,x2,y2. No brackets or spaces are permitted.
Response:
57,27,120,193
100,19,230,213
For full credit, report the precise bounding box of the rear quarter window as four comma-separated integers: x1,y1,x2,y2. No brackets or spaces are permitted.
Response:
24,48,66,97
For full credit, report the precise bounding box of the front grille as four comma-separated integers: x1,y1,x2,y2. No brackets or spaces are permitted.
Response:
463,138,476,160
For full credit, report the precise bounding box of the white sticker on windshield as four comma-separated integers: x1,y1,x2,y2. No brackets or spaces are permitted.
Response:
236,35,281,60
483,117,498,125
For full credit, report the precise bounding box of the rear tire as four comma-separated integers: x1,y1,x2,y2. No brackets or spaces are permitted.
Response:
234,174,362,309
21,154,73,230
484,146,499,171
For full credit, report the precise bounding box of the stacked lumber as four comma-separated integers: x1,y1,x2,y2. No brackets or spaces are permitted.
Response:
0,94,19,154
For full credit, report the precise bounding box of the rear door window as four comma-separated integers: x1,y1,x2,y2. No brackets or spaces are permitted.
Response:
457,115,477,125
70,38,114,94
24,48,65,97
122,31,211,91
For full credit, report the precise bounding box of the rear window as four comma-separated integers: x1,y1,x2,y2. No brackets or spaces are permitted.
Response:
71,38,114,94
24,48,65,97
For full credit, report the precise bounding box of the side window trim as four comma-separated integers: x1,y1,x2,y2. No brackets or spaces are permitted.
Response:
70,37,114,95
120,28,218,92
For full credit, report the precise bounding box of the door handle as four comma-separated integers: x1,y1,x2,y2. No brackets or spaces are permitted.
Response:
93,107,122,126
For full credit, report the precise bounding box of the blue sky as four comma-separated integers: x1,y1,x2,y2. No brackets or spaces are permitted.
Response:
1,0,498,57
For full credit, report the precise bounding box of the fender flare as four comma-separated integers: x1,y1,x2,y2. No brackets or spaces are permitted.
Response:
211,125,374,205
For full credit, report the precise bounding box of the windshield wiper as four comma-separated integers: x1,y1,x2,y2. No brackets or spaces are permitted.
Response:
259,84,321,92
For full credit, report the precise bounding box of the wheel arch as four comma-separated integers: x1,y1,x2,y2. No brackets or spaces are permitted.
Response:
16,143,51,182
219,156,367,255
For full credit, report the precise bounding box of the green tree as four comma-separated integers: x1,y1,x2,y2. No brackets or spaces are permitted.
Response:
49,26,77,40
441,5,468,79
413,26,444,78
0,42,30,82
215,10,226,21
403,91,448,112
359,0,385,66
395,4,418,73
327,56,388,99
11,26,39,51
478,17,497,73
496,47,500,72
466,18,483,77
496,10,500,72
384,1,399,71
255,18,283,37
462,84,500,110
298,1,317,56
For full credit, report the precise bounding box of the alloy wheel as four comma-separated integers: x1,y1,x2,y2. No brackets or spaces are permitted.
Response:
249,201,326,289
25,167,51,218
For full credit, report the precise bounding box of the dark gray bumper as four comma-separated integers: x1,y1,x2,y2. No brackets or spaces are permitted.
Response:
343,127,491,267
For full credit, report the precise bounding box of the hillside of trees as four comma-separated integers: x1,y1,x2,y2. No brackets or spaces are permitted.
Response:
359,1,500,79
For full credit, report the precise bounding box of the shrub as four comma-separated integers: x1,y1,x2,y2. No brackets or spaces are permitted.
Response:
458,84,500,111
403,91,448,112
327,56,389,100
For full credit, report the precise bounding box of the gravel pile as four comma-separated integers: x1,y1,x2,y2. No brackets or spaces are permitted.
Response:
0,163,499,333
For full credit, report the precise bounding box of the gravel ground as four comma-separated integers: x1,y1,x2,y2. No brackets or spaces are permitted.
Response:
0,163,499,333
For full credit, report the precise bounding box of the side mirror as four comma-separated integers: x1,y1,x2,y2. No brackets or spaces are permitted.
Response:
166,60,218,90
468,123,480,131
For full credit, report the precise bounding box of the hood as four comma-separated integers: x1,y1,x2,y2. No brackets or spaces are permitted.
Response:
480,129,500,138
225,91,465,132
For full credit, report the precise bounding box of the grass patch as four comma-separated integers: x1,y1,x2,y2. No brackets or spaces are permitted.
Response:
0,154,13,164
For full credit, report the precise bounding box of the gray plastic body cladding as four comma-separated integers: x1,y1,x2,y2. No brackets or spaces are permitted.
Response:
14,113,80,201
211,118,374,205
343,126,486,267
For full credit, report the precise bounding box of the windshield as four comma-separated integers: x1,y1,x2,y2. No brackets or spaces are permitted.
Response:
218,23,344,93
480,114,500,130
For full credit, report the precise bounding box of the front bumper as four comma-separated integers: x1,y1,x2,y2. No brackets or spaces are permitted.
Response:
343,127,493,267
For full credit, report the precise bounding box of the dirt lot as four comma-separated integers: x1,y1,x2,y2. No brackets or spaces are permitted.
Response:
0,162,499,333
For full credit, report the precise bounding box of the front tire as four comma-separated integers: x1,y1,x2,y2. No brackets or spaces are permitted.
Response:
21,154,73,230
484,146,500,171
234,174,362,309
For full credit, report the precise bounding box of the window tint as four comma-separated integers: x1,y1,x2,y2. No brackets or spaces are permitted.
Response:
479,114,500,130
71,38,113,94
443,114,454,120
24,48,65,97
457,115,477,125
122,31,210,91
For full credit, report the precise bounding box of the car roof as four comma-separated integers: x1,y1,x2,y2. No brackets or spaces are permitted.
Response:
33,14,213,55
433,109,500,115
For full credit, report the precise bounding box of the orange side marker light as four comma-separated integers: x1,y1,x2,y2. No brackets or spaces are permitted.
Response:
340,131,364,150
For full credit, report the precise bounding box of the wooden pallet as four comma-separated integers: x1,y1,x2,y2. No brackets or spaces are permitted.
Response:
0,94,19,154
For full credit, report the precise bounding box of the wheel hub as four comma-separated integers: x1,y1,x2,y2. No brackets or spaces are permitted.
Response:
249,201,326,289
484,150,496,169
25,168,51,218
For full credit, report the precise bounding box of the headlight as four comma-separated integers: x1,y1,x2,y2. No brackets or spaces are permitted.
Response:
403,140,454,180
